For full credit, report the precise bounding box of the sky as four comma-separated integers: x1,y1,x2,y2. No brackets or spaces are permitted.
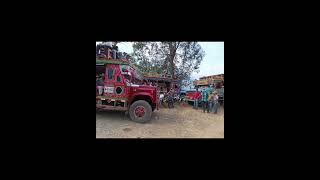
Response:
96,42,224,81
192,42,224,80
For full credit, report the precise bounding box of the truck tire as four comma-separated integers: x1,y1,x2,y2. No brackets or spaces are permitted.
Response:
129,100,152,123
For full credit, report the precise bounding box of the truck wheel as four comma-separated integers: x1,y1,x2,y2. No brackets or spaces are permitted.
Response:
129,100,152,123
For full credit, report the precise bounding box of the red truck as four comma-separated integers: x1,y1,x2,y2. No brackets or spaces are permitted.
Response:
96,58,158,123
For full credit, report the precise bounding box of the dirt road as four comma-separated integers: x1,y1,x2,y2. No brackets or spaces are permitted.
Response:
96,104,224,138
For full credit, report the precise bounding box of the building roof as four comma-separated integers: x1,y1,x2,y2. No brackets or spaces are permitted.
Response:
199,74,224,80
96,58,143,74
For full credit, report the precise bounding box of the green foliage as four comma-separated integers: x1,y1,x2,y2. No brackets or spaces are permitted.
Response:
131,42,205,80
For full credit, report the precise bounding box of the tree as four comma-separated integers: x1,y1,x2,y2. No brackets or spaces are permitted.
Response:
132,42,205,80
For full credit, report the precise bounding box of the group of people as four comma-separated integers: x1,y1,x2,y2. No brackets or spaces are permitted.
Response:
96,42,129,60
158,88,176,109
192,88,219,114
143,81,157,87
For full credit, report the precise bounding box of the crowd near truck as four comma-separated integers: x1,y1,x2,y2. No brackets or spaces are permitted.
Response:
184,74,224,106
96,58,158,123
96,42,223,123
143,72,182,105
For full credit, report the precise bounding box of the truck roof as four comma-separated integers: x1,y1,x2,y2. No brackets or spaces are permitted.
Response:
96,58,143,74
96,58,130,65
143,76,179,82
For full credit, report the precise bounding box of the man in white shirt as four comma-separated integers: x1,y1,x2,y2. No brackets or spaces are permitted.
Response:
213,91,219,114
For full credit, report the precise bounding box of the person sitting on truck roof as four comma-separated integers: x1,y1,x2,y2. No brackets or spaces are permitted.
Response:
100,42,111,59
117,52,123,59
96,43,105,57
106,48,112,59
123,52,127,59
96,44,100,56
112,44,118,59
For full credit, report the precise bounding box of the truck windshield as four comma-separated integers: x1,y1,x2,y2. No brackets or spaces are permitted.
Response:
96,65,106,82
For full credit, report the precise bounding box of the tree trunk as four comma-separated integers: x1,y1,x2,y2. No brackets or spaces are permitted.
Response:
168,43,175,79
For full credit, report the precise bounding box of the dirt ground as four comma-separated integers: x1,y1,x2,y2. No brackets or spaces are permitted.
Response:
96,103,224,138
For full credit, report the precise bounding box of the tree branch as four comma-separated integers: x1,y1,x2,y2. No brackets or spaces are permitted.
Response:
176,42,180,50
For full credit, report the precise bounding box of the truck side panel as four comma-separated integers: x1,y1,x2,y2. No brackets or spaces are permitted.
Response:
104,64,128,99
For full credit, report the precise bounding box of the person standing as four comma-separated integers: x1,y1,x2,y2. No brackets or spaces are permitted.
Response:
208,91,214,113
97,73,105,95
167,88,174,109
193,88,200,109
201,88,209,113
213,91,219,114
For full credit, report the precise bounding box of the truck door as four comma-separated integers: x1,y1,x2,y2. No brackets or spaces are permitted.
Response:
105,64,128,99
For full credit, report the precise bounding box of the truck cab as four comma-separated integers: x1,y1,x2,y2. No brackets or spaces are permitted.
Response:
96,59,158,123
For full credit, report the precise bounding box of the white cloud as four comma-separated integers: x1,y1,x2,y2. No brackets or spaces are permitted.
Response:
117,42,133,53
191,42,224,80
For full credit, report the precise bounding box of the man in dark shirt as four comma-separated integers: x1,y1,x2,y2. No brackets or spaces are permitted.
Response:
167,88,174,109
112,44,118,59
97,73,104,95
201,88,209,113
